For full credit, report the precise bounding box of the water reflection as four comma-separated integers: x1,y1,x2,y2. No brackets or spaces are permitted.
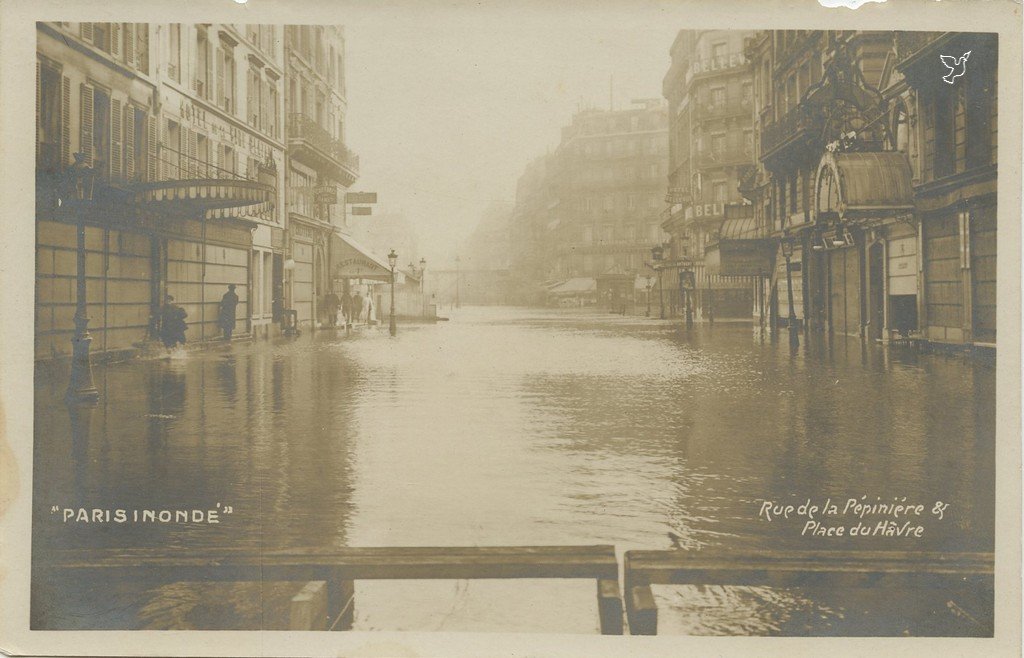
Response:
33,308,994,633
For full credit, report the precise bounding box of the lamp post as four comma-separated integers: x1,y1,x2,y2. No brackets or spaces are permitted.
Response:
388,249,398,336
419,257,427,319
455,254,461,309
651,245,665,319
644,275,653,317
781,233,800,349
64,153,99,404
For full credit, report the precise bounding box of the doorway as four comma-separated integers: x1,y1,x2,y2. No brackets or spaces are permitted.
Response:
868,242,885,341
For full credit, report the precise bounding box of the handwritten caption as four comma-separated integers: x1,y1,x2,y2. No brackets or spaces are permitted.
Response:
50,503,234,525
758,496,950,538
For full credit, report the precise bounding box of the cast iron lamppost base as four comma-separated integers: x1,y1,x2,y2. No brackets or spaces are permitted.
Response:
64,153,99,404
388,249,398,336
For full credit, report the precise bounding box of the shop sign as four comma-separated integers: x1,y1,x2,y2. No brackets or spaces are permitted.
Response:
314,185,338,205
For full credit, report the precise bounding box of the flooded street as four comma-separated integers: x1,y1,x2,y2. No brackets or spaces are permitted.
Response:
33,307,994,635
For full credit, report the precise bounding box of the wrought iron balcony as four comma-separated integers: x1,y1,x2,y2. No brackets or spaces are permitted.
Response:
760,105,822,162
695,145,755,169
693,97,754,122
287,113,359,186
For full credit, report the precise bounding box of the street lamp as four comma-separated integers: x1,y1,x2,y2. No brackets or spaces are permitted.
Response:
455,254,461,309
644,275,653,317
388,249,398,336
780,233,800,349
419,257,427,319
64,153,99,404
651,245,665,320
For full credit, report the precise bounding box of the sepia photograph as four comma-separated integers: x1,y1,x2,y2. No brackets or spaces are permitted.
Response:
1,0,1021,655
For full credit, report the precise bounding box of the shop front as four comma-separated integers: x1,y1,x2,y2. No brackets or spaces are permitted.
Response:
811,150,915,340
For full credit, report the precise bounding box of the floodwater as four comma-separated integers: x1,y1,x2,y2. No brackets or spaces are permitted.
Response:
32,306,995,635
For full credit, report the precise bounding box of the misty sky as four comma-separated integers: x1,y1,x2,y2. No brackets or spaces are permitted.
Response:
343,3,682,269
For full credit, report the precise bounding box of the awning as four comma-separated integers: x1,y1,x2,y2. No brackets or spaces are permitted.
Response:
815,151,915,221
330,232,394,281
548,277,596,295
706,212,773,277
133,179,275,218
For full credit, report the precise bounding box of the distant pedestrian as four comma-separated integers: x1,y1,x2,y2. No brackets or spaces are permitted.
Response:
160,294,188,349
365,295,373,325
352,291,364,326
218,284,239,340
340,291,351,326
324,290,340,327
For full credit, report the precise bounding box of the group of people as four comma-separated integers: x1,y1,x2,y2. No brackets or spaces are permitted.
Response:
157,284,240,351
158,283,368,351
321,289,373,327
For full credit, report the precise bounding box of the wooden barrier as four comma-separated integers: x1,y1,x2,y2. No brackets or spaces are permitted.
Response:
42,545,623,634
623,549,995,635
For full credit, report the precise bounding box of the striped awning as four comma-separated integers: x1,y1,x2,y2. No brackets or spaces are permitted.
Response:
815,151,915,220
133,179,275,218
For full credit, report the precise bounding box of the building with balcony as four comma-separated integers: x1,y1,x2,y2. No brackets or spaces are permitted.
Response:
284,25,359,328
35,22,283,359
661,30,758,322
509,101,669,310
747,30,997,348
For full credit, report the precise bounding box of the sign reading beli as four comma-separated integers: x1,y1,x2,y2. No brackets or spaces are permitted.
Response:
685,202,726,220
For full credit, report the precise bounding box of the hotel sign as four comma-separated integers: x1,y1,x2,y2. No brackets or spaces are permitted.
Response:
688,53,746,79
685,202,726,220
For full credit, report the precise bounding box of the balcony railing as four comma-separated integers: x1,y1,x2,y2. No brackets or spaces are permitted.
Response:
155,143,255,183
695,146,755,168
760,105,822,160
693,97,754,122
894,31,946,65
287,113,359,177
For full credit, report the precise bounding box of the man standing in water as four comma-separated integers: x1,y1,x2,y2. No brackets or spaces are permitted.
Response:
352,290,364,328
218,284,239,340
323,289,340,327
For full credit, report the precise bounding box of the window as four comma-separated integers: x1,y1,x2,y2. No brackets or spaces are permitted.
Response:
196,133,208,176
196,30,210,99
222,144,235,175
713,181,727,202
132,107,146,182
965,68,994,169
166,120,181,178
247,67,262,128
168,24,181,82
37,63,62,173
583,225,593,244
711,42,727,63
627,195,636,210
742,82,753,104
710,87,725,106
604,196,614,211
934,92,955,178
269,84,279,138
710,133,726,154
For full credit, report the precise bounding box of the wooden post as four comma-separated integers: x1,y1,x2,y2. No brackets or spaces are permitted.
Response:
289,580,328,630
626,585,657,635
325,570,355,631
596,578,623,635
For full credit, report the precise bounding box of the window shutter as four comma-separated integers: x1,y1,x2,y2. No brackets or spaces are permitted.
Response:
35,61,40,163
80,83,94,166
187,128,198,178
136,24,149,72
111,97,123,178
124,104,135,180
110,23,121,58
124,24,135,67
247,69,255,125
61,76,71,169
211,141,220,172
80,22,94,42
147,115,158,181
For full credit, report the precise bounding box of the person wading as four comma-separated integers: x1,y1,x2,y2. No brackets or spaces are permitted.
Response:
340,290,352,327
352,291,364,328
160,294,188,350
219,284,239,341
324,290,340,327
